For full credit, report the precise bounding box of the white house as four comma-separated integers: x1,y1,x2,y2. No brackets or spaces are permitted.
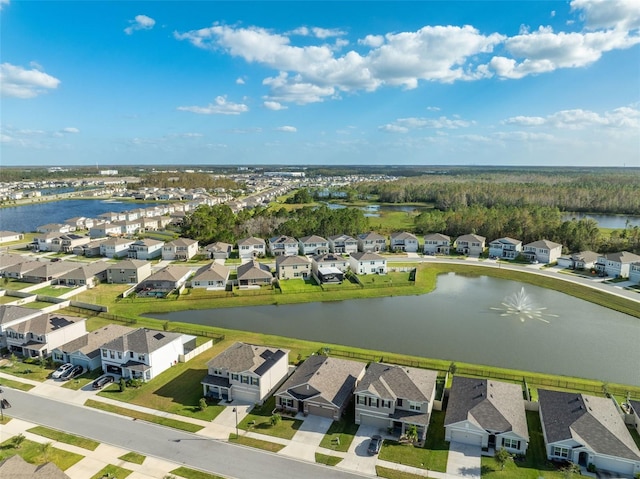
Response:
89,223,122,238
0,231,24,244
523,239,563,264
357,232,387,252
201,342,290,404
628,400,640,435
32,232,60,252
455,234,486,256
191,262,230,290
127,238,164,260
390,232,419,253
630,263,640,284
328,234,358,255
538,389,640,477
595,251,640,278
268,235,299,257
0,305,43,349
162,238,199,261
488,237,522,259
444,377,529,454
423,233,451,255
348,252,387,275
298,235,329,256
557,250,599,270
100,238,135,259
237,237,266,259
311,253,350,274
100,328,195,381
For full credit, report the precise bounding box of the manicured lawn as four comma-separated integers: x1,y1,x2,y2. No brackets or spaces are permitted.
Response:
376,466,429,479
0,438,84,471
27,426,100,450
84,399,203,433
169,466,226,478
1,280,34,290
379,411,449,473
0,358,57,382
238,397,303,440
31,285,75,297
23,301,53,309
228,434,285,452
319,403,359,452
357,271,412,286
315,452,342,466
118,451,146,464
90,464,133,479
0,295,18,304
0,376,36,391
278,279,318,292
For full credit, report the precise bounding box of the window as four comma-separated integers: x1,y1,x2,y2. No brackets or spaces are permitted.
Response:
357,395,366,405
502,438,520,449
241,375,249,384
280,397,294,408
138,354,145,362
231,373,239,381
251,377,259,386
117,352,122,359
110,351,115,359
408,401,421,411
102,350,107,357
397,398,403,407
552,446,569,459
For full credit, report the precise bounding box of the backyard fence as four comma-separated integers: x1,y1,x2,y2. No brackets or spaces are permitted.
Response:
170,327,225,343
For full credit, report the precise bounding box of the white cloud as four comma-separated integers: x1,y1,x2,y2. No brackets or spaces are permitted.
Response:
0,62,61,98
275,126,297,132
504,106,639,130
381,116,474,132
61,127,80,133
358,34,384,47
263,100,287,110
0,0,9,11
570,0,640,30
311,27,346,39
426,106,441,112
236,77,245,85
502,115,546,126
263,72,336,105
177,96,249,115
125,14,156,35
379,124,409,133
551,10,556,18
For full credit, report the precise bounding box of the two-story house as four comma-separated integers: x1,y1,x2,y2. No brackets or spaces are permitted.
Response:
328,234,358,255
357,232,387,253
100,238,135,259
455,234,486,256
127,238,164,260
106,259,152,284
237,237,267,259
100,328,195,381
275,255,311,280
488,237,522,259
89,223,123,239
595,251,640,278
32,232,60,252
311,253,350,275
5,313,87,359
354,363,438,441
423,233,451,255
191,262,230,290
37,223,71,234
201,342,290,404
390,232,419,253
348,252,387,275
51,234,91,253
630,262,640,285
205,242,233,260
0,305,43,349
162,238,199,261
298,235,330,256
523,239,563,264
268,235,299,257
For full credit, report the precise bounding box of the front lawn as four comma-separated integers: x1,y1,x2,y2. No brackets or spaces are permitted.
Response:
169,466,227,478
376,466,429,479
319,403,359,452
118,451,146,464
228,434,284,453
238,396,303,440
0,437,84,471
27,426,100,450
315,452,342,466
0,358,57,382
90,464,132,479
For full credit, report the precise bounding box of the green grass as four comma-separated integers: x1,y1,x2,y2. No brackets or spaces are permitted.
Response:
315,452,342,466
278,278,318,292
22,301,53,309
319,403,359,452
90,464,133,479
238,396,303,439
169,466,227,479
0,295,19,304
0,359,57,382
0,376,36,391
27,426,100,450
376,466,431,479
628,426,640,449
0,437,84,471
118,451,146,464
1,280,35,290
84,399,204,432
228,434,285,452
378,410,449,473
31,285,75,297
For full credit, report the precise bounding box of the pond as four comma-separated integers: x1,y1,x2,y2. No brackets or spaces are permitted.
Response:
148,274,640,386
562,212,640,230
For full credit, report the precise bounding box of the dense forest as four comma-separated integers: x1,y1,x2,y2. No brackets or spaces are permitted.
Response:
134,172,243,191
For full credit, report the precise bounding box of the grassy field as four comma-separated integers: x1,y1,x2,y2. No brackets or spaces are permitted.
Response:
118,451,146,464
0,437,84,471
90,464,133,479
26,426,100,450
31,285,76,297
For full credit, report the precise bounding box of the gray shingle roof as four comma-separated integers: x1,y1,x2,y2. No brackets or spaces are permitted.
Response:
525,239,562,249
571,250,599,262
328,234,357,243
106,259,148,271
538,389,640,461
312,253,348,264
391,232,418,241
629,400,640,417
355,362,437,403
424,233,450,241
276,255,310,267
444,377,529,440
12,313,85,336
299,235,328,244
143,265,192,283
0,305,39,325
350,252,385,262
237,236,266,247
207,342,289,376
237,260,272,280
456,234,486,243
0,455,71,479
56,324,135,359
490,237,521,245
358,232,385,241
600,251,640,263
192,262,230,282
101,328,183,354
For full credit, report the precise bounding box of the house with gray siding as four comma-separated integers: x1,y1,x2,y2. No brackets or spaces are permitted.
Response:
328,234,358,254
236,260,273,287
488,237,522,259
455,234,486,256
390,232,419,253
237,237,266,259
595,251,640,278
127,238,164,260
191,262,230,290
106,259,152,284
357,232,387,252
523,239,563,264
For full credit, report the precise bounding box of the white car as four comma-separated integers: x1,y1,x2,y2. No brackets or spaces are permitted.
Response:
51,363,73,379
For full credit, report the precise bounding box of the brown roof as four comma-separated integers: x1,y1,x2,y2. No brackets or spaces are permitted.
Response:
207,342,289,376
0,455,70,479
355,362,437,403
237,260,272,280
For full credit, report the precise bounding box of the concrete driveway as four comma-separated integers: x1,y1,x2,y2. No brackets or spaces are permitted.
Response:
337,424,381,476
279,415,332,462
446,441,481,478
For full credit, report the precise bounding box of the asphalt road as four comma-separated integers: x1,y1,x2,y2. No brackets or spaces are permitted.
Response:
2,388,369,479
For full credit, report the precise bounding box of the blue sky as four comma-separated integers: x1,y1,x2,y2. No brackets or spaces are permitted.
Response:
1,0,639,167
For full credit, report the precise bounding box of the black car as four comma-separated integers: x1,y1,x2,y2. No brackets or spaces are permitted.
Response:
59,364,83,380
367,435,383,455
92,375,115,389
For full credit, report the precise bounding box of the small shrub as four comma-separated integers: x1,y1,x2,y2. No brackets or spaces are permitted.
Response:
270,413,282,426
199,397,207,411
587,463,596,473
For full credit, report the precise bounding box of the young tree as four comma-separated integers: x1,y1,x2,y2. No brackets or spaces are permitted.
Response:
41,441,53,461
405,424,419,443
199,397,208,411
270,413,282,426
494,448,512,470
12,433,25,449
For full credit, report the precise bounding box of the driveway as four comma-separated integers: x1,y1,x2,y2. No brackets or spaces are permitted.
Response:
446,441,481,478
337,424,381,476
278,415,332,462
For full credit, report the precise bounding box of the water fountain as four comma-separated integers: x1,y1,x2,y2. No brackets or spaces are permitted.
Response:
491,287,557,323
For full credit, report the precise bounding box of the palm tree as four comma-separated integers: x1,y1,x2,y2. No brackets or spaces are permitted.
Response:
12,433,25,449
41,442,53,462
405,425,419,443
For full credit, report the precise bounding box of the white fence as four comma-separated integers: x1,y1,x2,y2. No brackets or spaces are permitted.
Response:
179,340,213,363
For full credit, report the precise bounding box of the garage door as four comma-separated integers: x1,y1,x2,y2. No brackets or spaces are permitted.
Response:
232,389,259,405
595,456,634,475
359,413,390,430
307,404,336,419
450,429,483,446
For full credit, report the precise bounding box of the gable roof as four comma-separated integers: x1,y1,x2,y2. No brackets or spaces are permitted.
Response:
312,253,348,263
205,241,233,252
355,362,437,403
237,236,266,247
0,305,41,325
350,252,385,262
207,342,289,376
299,235,328,244
0,253,26,269
390,232,418,241
10,313,85,336
275,355,365,408
131,238,164,247
489,237,521,245
444,376,528,440
23,261,78,278
236,260,272,280
570,250,599,262
101,328,183,354
276,255,311,267
358,232,385,241
423,233,451,241
106,259,148,271
142,265,192,283
166,237,198,247
456,234,486,243
328,234,357,243
269,235,298,245
538,389,640,461
600,251,640,264
192,262,230,282
58,262,108,281
56,324,135,359
0,455,70,479
525,239,562,250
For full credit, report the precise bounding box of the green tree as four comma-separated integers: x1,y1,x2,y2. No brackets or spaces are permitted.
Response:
405,425,418,443
494,448,512,470
270,413,282,426
12,433,26,449
199,397,208,411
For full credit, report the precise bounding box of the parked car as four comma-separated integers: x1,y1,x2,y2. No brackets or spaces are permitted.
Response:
59,364,83,380
51,363,73,379
92,375,115,389
367,435,383,455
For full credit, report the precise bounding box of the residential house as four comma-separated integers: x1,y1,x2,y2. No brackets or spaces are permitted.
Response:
354,362,438,441
311,253,350,274
72,238,107,257
357,232,387,253
205,241,233,260
629,400,640,435
488,237,522,260
595,251,640,278
136,265,192,297
22,261,78,283
328,234,358,255
127,238,164,260
538,389,640,476
65,217,92,230
237,237,267,259
236,260,273,287
557,250,599,270
0,305,43,348
106,259,152,284
0,455,71,479
5,313,87,359
348,252,387,275
56,262,108,288
0,231,24,244
191,262,230,290
2,260,42,279
275,355,366,420
523,239,563,264
390,232,419,253
162,238,199,261
276,255,311,280
444,377,529,453
100,328,195,381
37,223,71,234
268,235,299,257
51,234,91,253
423,233,451,255
100,238,135,259
455,234,486,256
112,219,143,236
89,223,123,239
201,341,290,404
141,216,160,231
0,253,26,274
630,263,640,284
52,324,135,371
32,232,60,252
298,235,330,256
98,212,126,223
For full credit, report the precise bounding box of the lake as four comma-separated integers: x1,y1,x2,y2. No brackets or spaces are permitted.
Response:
562,212,640,230
0,199,160,233
149,274,640,386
